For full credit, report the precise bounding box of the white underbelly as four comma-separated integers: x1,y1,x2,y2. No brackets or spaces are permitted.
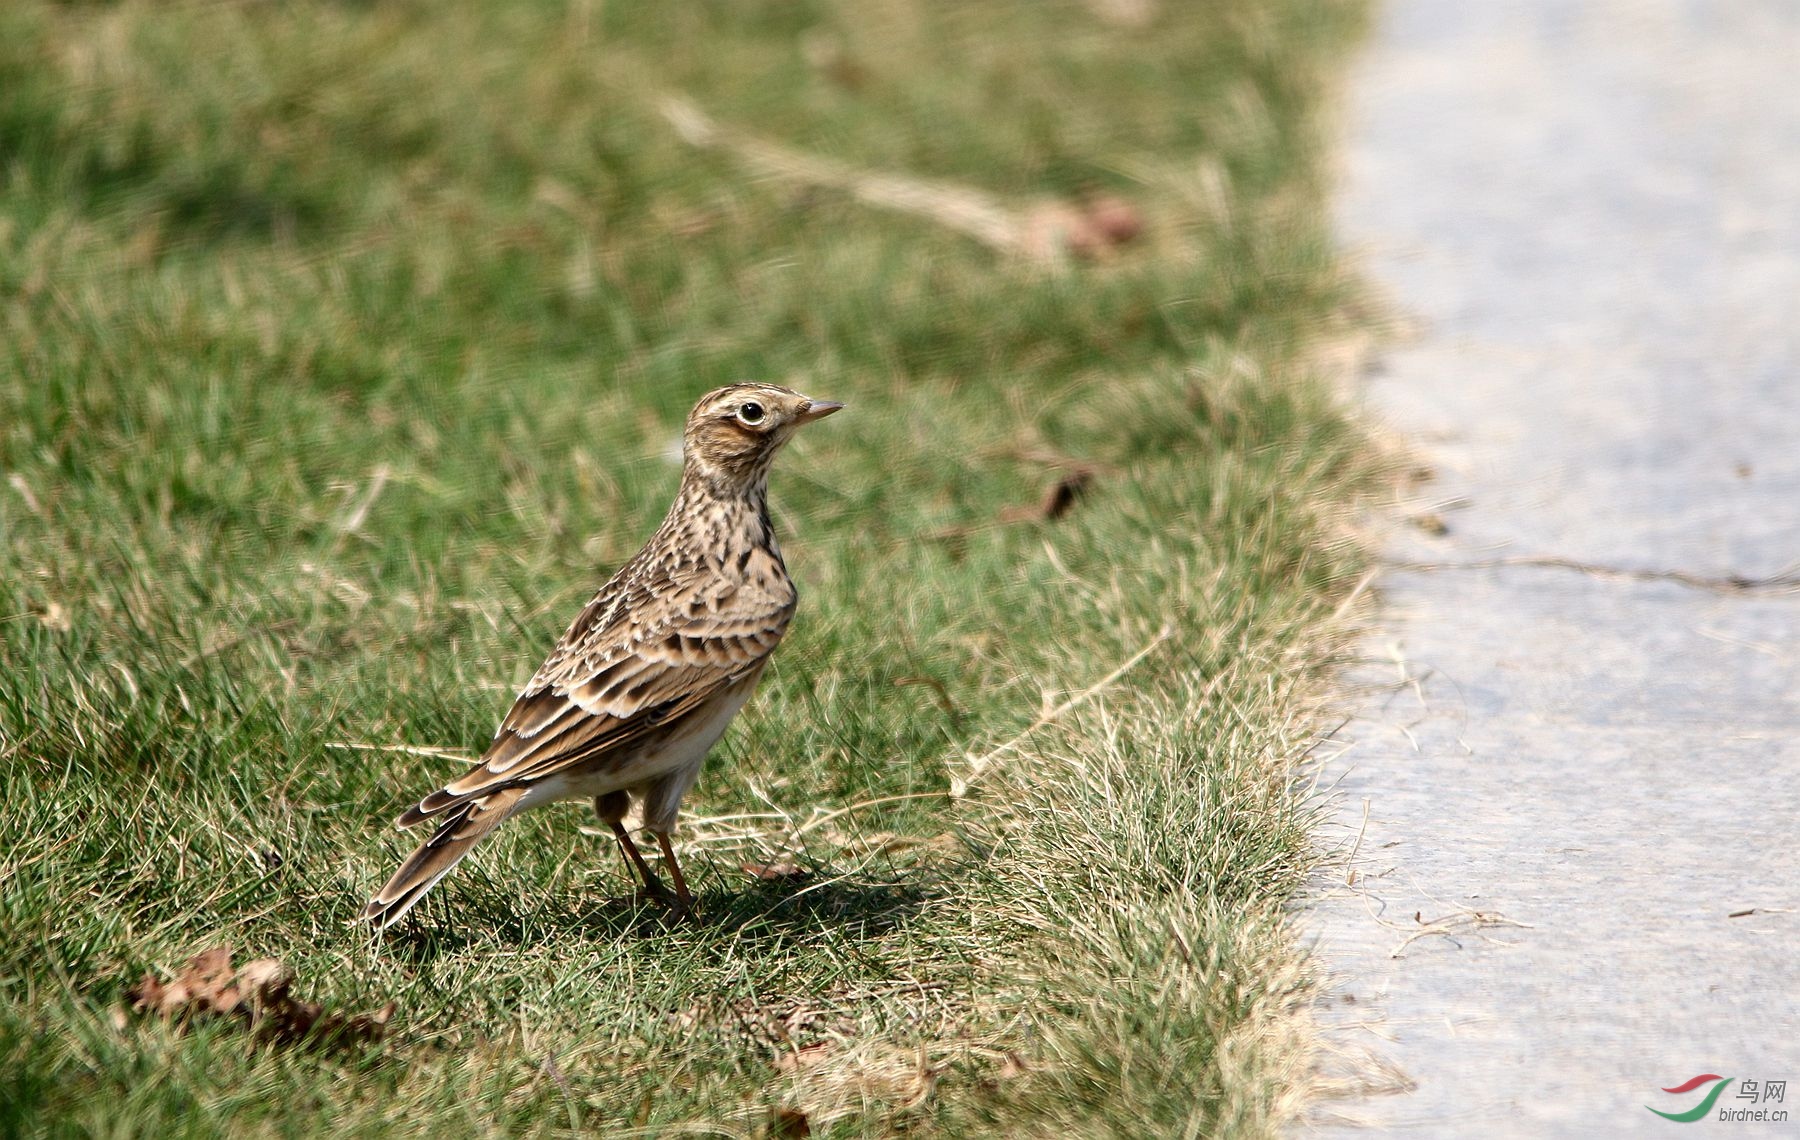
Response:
515,672,761,811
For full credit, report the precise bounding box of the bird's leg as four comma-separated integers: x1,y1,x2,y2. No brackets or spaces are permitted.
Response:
611,822,670,901
654,832,696,918
594,793,668,902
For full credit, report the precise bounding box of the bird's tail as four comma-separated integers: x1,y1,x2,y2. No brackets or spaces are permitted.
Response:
362,786,528,932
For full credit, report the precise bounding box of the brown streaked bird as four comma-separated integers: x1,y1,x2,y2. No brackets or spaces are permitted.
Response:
362,384,842,931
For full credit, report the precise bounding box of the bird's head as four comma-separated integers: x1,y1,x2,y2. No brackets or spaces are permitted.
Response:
681,383,843,491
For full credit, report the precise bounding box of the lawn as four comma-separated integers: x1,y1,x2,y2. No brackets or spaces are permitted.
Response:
0,0,1374,1134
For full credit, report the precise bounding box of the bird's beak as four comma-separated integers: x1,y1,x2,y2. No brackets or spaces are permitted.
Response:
797,399,845,424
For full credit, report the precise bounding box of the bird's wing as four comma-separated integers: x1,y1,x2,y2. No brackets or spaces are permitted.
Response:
401,557,794,823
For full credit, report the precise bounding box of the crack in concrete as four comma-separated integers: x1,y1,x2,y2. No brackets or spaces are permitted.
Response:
1384,556,1800,596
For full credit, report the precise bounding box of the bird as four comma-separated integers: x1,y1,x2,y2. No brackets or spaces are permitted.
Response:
362,384,843,931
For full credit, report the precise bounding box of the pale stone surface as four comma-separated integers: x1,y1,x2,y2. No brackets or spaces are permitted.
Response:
1307,2,1800,1133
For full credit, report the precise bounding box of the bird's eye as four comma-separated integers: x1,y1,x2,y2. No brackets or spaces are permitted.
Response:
737,401,766,425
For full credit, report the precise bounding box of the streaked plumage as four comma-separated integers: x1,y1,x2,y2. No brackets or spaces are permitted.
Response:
363,384,842,931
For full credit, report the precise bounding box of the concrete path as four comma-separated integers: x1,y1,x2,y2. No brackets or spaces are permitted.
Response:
1307,2,1800,1134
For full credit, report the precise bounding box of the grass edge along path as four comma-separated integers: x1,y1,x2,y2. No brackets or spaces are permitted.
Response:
0,1,1379,1134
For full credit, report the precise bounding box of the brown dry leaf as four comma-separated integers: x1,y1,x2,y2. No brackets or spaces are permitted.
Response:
929,465,1095,538
123,946,394,1049
128,972,163,1012
998,468,1096,524
1084,193,1144,246
742,860,809,882
129,946,240,1017
770,1106,812,1138
1037,468,1094,519
1020,196,1144,261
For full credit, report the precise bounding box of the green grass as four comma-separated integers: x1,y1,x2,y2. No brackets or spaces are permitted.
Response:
0,0,1374,1134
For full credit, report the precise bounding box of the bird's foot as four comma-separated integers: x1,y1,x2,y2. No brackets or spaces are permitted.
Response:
608,884,671,910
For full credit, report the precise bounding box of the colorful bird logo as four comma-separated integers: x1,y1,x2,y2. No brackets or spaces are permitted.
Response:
1647,1075,1734,1122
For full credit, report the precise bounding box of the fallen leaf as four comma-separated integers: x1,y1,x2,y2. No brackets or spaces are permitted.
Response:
742,860,809,881
770,1106,812,1138
1036,468,1093,519
123,946,393,1049
129,946,239,1017
998,468,1095,523
1084,194,1144,246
